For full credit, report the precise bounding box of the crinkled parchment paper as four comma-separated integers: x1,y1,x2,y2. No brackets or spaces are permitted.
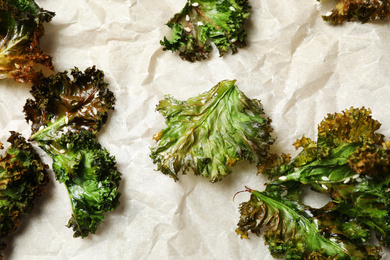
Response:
0,0,389,259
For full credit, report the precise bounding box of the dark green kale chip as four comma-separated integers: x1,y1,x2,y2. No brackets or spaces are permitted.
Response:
0,131,48,254
161,0,251,61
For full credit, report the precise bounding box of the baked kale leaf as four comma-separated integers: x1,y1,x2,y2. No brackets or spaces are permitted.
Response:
151,80,273,182
0,132,48,254
318,0,390,24
161,0,251,61
236,186,383,259
24,67,121,238
44,130,121,238
0,0,54,83
237,107,390,259
24,66,115,142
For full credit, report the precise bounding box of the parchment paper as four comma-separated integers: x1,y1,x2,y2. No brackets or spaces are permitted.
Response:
1,0,390,259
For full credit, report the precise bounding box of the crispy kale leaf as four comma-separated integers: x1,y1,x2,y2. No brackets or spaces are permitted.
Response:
23,67,121,238
151,80,273,182
0,0,54,83
161,0,251,62
318,0,390,24
238,107,390,259
24,66,115,141
236,186,382,259
259,107,385,179
43,131,121,238
0,131,48,254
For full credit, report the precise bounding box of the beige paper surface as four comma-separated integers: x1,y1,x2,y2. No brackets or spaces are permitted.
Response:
1,0,390,259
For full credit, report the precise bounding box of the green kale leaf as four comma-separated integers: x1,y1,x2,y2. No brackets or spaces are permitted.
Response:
0,131,48,253
151,80,273,183
318,0,390,24
238,107,390,259
0,0,54,83
23,67,121,238
236,186,382,259
161,0,251,62
44,131,121,238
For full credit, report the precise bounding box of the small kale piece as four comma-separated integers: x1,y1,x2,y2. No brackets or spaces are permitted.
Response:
24,67,121,238
151,80,273,182
238,107,390,259
161,0,251,62
0,0,55,83
0,131,48,254
318,0,390,24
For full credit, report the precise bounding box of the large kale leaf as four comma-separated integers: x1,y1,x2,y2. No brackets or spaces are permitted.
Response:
0,0,54,83
151,80,273,183
161,0,251,61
